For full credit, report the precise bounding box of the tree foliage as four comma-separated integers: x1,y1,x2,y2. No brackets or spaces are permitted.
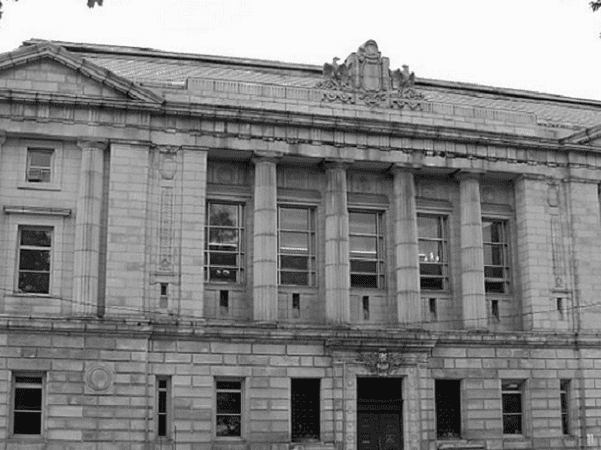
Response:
0,0,103,20
592,1,601,12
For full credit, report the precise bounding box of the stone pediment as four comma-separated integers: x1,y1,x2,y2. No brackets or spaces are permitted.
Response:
316,40,425,109
0,42,162,104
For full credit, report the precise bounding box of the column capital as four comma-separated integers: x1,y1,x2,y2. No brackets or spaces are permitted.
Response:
389,164,417,177
251,151,283,165
77,139,108,151
455,169,486,182
321,159,354,171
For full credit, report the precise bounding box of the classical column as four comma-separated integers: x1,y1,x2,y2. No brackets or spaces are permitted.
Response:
457,171,487,329
324,161,351,324
392,167,421,324
73,140,107,316
252,152,280,321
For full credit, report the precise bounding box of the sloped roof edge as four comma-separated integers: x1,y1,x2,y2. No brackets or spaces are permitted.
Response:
3,41,163,104
21,39,601,110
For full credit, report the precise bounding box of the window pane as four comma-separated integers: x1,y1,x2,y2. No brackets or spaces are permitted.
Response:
158,391,167,412
15,388,42,410
502,393,522,414
18,273,50,294
210,253,238,267
485,281,506,294
482,221,503,242
216,381,241,390
421,277,444,291
280,208,308,230
216,415,241,437
418,216,441,238
419,241,443,263
209,229,239,249
209,268,238,282
484,245,504,266
20,230,51,247
217,392,241,414
281,272,309,285
436,380,461,439
351,274,378,288
13,412,41,435
29,149,52,167
349,212,376,234
280,232,309,253
158,415,167,437
291,379,320,442
19,250,50,271
280,256,308,271
209,204,238,227
350,260,377,273
503,414,522,434
350,236,377,257
420,263,443,276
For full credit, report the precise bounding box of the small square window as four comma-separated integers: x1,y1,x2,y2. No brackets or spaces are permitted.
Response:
216,379,242,437
291,379,320,442
502,380,524,435
17,226,52,294
13,374,43,435
26,149,53,183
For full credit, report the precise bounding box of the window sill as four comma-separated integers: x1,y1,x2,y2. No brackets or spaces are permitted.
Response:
17,182,61,191
10,292,56,298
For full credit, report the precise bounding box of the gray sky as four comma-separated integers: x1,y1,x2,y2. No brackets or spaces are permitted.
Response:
0,0,600,100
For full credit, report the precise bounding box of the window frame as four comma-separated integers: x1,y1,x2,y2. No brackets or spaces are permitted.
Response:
16,225,53,295
215,378,243,439
11,372,45,437
560,379,570,436
501,380,524,435
418,214,449,292
435,379,461,439
482,218,511,294
348,210,386,289
204,201,246,284
17,140,64,191
156,376,171,439
291,378,321,443
277,205,316,286
26,148,54,184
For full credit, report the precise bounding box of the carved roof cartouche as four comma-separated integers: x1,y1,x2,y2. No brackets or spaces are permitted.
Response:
316,40,424,110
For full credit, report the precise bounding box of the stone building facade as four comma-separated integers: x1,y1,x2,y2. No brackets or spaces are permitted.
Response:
0,39,601,450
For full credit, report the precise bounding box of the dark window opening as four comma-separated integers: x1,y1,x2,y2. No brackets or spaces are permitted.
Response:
13,375,43,435
18,227,52,294
436,379,461,439
291,379,320,442
429,298,437,321
502,380,523,435
216,380,242,437
292,293,300,319
362,296,370,320
157,377,169,437
491,299,500,321
560,380,570,435
219,290,229,316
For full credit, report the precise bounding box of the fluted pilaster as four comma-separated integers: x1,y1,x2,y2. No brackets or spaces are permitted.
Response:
392,167,421,324
458,171,487,329
252,152,280,321
73,140,107,316
324,160,351,324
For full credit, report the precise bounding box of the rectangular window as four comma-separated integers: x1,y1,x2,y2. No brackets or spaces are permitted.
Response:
13,374,43,435
502,380,523,435
435,379,461,439
26,148,53,183
418,215,449,291
205,202,245,283
291,379,320,442
560,379,570,435
18,226,52,294
157,377,170,438
483,219,510,293
216,380,242,437
349,211,385,288
278,207,315,285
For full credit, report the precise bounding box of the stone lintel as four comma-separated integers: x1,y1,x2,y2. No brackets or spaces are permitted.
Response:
77,139,109,151
454,169,486,181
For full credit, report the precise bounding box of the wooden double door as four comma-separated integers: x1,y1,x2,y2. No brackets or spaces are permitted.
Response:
357,378,403,450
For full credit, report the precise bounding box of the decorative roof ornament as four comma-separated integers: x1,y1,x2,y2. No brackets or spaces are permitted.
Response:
316,40,424,110
357,349,406,376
